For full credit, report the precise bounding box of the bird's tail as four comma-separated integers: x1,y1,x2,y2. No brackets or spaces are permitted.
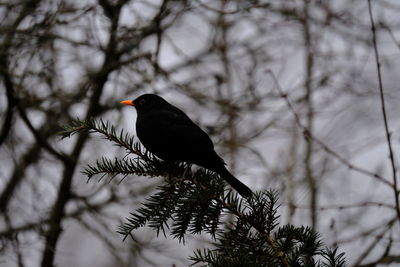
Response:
217,166,253,198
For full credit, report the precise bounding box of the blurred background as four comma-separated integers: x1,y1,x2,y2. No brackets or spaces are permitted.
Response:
1,0,400,266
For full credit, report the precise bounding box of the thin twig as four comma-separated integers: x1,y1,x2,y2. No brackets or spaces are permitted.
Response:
368,0,400,224
352,216,396,266
0,195,116,239
17,104,70,163
289,201,395,211
265,69,394,189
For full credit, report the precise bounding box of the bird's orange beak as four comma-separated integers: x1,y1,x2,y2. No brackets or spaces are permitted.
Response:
120,100,135,106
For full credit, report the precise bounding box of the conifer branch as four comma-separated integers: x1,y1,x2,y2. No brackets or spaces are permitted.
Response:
61,118,346,266
60,117,145,158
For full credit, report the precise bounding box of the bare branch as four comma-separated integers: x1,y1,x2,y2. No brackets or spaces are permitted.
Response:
368,0,400,224
266,69,394,188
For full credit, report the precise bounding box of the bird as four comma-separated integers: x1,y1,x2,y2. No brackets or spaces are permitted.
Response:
120,94,253,198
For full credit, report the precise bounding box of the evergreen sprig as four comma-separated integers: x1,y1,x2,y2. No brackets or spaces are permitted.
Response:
60,117,145,157
118,168,227,242
82,156,191,182
192,216,346,267
61,118,346,266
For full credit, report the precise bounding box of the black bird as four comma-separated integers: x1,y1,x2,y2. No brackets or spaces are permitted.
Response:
120,94,253,198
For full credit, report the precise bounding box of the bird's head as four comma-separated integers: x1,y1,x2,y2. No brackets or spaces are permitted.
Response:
120,94,170,114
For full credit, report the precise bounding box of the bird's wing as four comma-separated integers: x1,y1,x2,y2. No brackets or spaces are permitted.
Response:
137,109,216,162
157,109,214,149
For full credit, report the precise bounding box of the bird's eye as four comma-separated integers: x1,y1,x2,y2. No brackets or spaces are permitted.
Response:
139,99,145,105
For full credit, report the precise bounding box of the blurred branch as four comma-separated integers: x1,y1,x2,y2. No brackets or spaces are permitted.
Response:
1,46,67,165
301,0,317,228
0,142,41,213
74,215,125,266
338,216,396,245
381,22,400,51
116,0,177,58
356,234,400,267
194,0,270,15
40,3,126,265
2,213,24,267
352,216,395,266
154,0,169,72
266,69,395,189
0,0,41,146
357,255,400,267
0,65,16,146
367,0,400,224
17,104,70,163
291,201,395,211
0,194,116,239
